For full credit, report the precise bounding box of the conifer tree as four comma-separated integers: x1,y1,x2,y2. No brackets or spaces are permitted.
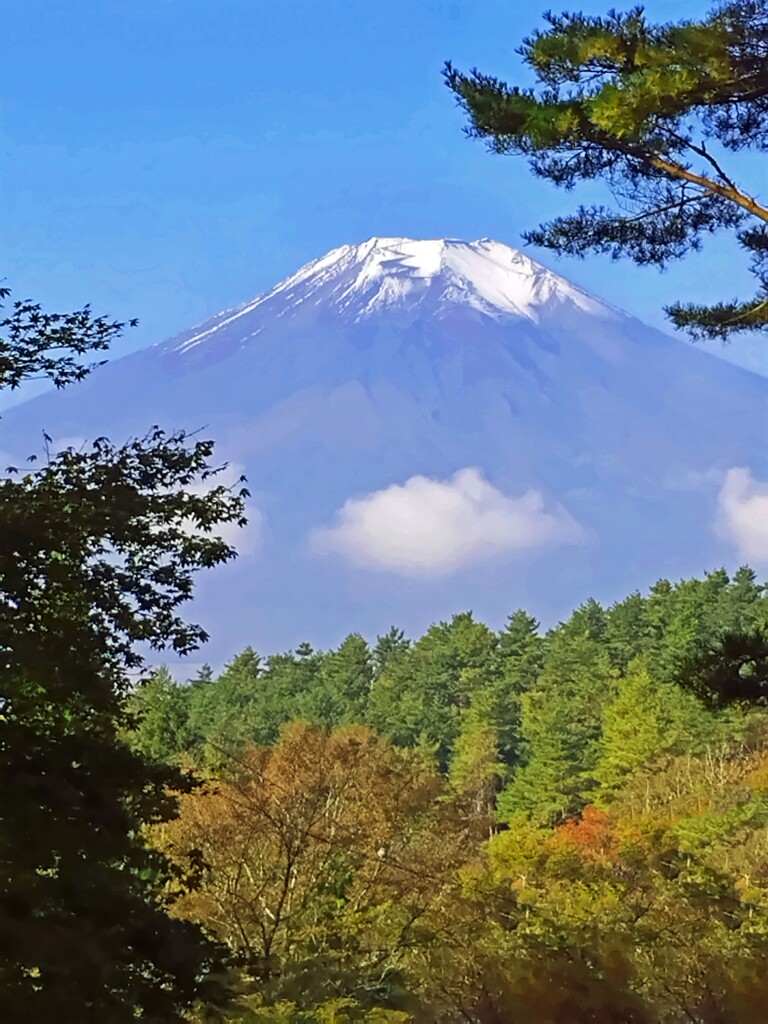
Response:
372,626,411,681
497,609,544,686
445,0,768,341
190,663,214,686
449,697,507,820
603,592,654,673
498,631,617,823
125,667,191,764
367,612,500,766
301,633,372,728
650,570,768,706
188,647,265,767
594,658,714,798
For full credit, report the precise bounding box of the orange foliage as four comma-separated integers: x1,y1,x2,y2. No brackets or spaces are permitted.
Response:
152,723,466,990
555,805,615,859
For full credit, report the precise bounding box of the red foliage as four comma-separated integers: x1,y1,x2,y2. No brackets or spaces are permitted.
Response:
556,805,613,857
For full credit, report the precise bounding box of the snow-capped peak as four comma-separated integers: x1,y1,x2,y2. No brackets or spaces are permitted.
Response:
168,237,606,356
266,236,601,320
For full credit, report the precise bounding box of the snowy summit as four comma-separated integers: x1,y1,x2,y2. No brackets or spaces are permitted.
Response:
169,237,604,356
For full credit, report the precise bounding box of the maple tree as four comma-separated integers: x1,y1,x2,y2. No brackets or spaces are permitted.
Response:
0,287,246,1021
155,723,468,1018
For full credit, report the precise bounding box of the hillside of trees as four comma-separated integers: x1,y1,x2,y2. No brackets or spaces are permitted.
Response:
125,566,768,1021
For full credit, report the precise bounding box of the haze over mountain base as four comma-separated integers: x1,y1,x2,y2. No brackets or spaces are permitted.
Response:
5,238,768,663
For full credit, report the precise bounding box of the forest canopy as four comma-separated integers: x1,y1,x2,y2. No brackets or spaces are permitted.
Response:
127,565,768,1022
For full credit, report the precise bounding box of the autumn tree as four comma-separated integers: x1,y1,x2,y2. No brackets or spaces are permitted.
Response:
136,569,768,1021
437,800,768,1023
155,724,464,1018
445,0,768,340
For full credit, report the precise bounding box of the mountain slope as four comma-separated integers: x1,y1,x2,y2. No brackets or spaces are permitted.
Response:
5,238,767,662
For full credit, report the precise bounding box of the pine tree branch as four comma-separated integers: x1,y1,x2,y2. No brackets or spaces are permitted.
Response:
662,129,740,192
639,148,767,224
619,191,711,225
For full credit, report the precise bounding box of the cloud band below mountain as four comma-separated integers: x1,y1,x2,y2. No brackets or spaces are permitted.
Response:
310,467,582,575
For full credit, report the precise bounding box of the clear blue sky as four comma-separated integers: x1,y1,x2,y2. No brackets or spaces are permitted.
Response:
2,0,765,390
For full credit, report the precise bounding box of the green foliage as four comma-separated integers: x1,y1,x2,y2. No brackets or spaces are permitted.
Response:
449,699,507,819
204,999,410,1023
493,609,545,761
301,633,373,728
125,667,193,763
445,0,768,340
498,629,618,823
0,286,135,391
371,626,410,681
603,591,654,673
128,568,768,826
187,646,266,767
367,611,501,766
594,657,716,797
479,795,768,1022
167,716,768,1022
0,287,245,1021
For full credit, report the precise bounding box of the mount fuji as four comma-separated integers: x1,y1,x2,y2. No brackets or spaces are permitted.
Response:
4,237,768,663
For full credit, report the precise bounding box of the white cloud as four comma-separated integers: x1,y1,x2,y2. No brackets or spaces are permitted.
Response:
310,467,582,576
716,467,768,565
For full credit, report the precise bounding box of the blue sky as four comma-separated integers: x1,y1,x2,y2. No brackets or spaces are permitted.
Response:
3,0,765,391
